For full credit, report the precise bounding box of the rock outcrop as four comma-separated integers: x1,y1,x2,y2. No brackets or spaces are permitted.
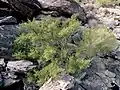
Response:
75,55,120,90
0,0,87,22
0,16,18,56
0,58,36,90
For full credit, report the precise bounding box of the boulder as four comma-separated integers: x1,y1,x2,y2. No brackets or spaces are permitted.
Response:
6,0,41,19
7,60,36,73
0,0,87,22
38,0,87,22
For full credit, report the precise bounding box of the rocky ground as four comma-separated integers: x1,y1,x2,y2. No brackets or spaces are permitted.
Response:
0,0,120,90
81,0,120,38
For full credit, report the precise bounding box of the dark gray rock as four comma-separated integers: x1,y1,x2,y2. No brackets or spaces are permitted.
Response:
0,0,87,23
6,0,41,19
0,16,18,56
0,0,10,8
0,71,24,90
0,16,17,25
76,57,120,90
2,79,24,90
38,0,87,22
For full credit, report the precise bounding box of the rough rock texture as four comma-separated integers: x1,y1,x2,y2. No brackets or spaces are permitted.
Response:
0,16,18,56
38,0,87,22
6,0,41,19
0,58,36,90
0,0,87,22
7,60,36,73
0,58,24,90
39,74,74,90
75,56,120,90
81,0,120,39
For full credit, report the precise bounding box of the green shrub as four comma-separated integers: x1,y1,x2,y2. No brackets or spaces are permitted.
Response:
66,57,90,74
13,16,117,85
27,62,63,86
13,16,80,60
76,27,117,59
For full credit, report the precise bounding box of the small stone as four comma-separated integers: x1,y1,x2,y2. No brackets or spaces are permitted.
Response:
104,70,116,78
113,28,120,39
0,58,5,67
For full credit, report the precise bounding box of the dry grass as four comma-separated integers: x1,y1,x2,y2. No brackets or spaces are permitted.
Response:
96,0,120,6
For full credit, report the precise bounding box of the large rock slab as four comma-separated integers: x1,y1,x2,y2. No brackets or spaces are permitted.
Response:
38,0,87,22
7,60,36,73
6,0,41,19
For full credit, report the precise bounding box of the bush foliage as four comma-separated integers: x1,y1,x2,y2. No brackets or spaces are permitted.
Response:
13,16,117,85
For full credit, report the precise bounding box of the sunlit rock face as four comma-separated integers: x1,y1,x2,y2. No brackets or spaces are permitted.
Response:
39,74,74,90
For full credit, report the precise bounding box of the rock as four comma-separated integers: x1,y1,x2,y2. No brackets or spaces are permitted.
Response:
6,0,41,19
38,0,87,22
7,60,36,73
0,71,24,90
24,83,39,90
3,78,19,87
0,0,87,23
2,79,24,90
0,74,3,87
0,16,18,55
39,74,74,90
0,58,5,67
76,56,120,90
113,28,120,40
0,0,10,8
69,29,83,45
104,70,116,78
0,16,17,25
88,18,100,28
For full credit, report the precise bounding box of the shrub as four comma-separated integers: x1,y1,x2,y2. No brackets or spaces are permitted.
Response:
27,62,63,86
13,16,80,60
13,16,117,85
76,27,117,59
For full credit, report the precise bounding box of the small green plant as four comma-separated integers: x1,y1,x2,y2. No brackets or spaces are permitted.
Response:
13,16,117,85
27,62,63,86
66,57,90,74
96,0,120,6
